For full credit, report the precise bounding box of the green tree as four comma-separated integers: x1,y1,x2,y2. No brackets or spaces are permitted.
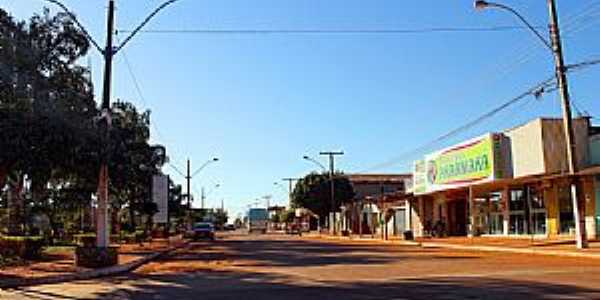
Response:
0,8,167,242
167,179,185,231
0,8,95,236
280,209,296,223
291,172,355,223
214,209,228,228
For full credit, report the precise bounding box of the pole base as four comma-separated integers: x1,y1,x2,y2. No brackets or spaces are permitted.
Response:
75,246,119,268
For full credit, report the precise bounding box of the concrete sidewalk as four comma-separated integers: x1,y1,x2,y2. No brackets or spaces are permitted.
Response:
304,233,600,259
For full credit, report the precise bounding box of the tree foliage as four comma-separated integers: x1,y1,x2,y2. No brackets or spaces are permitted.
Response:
291,172,355,221
0,8,168,239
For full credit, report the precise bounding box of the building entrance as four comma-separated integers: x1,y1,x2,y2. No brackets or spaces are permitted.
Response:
447,199,467,236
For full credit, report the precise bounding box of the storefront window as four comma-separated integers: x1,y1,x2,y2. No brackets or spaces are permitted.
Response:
510,189,526,211
558,184,575,235
509,189,526,235
489,192,504,235
529,186,546,235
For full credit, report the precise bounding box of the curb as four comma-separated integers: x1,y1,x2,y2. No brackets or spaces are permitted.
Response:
304,234,421,246
0,240,190,290
304,234,600,259
420,242,600,259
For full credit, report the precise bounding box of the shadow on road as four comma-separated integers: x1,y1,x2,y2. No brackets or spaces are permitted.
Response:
166,238,479,268
7,236,600,299
33,269,599,300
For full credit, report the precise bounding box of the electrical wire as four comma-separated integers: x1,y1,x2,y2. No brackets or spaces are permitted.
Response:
114,33,187,169
116,26,545,35
357,75,557,173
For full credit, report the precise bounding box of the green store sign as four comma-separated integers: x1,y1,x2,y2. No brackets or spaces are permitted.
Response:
428,137,493,185
413,134,510,195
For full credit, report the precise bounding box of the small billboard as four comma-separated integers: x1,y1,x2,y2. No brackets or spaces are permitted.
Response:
413,133,512,195
152,175,169,223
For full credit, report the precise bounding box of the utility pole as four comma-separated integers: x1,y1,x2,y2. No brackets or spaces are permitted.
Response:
547,0,587,248
282,178,300,205
320,151,344,235
186,159,191,208
96,0,115,249
43,0,186,259
201,187,205,209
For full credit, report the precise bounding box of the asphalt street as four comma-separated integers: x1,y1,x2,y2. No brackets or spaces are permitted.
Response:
2,232,600,299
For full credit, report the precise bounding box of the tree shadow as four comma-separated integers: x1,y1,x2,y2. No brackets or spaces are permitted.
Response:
49,268,600,300
170,239,481,268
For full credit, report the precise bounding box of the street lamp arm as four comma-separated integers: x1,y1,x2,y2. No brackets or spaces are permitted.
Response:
168,162,186,178
42,0,104,54
115,0,181,54
478,1,553,52
191,159,217,178
206,184,221,196
303,156,327,172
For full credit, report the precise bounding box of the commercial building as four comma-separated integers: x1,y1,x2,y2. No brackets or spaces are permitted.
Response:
409,117,600,240
338,174,412,238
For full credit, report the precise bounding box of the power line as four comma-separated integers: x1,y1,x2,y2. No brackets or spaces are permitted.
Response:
116,26,544,35
359,75,557,173
353,3,600,174
114,33,187,169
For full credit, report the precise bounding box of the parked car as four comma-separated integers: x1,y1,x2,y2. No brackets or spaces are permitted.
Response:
188,222,216,241
224,224,236,231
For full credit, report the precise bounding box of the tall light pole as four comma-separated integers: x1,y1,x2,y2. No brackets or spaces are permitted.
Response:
475,0,587,249
282,178,300,205
319,151,344,235
183,158,219,208
303,155,327,172
41,0,185,250
202,183,221,209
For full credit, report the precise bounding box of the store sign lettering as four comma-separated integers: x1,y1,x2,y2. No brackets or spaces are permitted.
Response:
413,133,509,195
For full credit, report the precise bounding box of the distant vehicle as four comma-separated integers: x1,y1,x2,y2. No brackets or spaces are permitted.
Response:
188,222,215,241
247,208,269,234
224,224,236,231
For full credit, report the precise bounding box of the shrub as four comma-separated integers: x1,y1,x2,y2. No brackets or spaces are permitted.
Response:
75,246,119,268
0,236,45,259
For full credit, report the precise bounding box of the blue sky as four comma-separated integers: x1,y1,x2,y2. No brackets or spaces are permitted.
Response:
3,0,600,218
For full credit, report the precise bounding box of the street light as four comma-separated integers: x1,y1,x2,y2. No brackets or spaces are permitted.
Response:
40,0,186,251
201,183,221,209
475,0,587,249
191,158,219,178
303,155,327,172
474,1,552,51
186,158,219,207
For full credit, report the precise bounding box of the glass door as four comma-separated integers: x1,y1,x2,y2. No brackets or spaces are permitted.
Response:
558,184,575,235
489,192,504,235
528,186,546,235
509,189,527,235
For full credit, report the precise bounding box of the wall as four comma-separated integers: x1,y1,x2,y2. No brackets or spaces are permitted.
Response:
504,118,591,178
541,118,590,173
352,182,405,200
505,119,546,177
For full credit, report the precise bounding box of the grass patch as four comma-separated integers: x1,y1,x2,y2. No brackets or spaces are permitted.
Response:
44,246,75,255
